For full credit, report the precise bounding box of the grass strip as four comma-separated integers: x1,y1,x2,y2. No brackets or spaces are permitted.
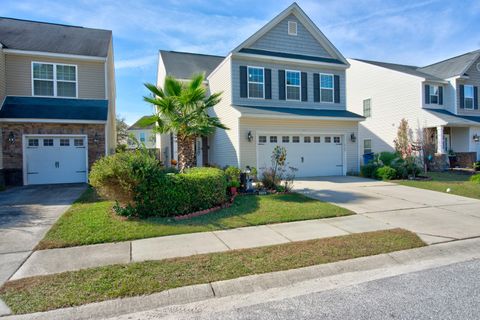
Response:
2,229,424,314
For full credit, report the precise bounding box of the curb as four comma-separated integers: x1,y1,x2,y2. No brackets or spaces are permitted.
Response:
3,237,480,320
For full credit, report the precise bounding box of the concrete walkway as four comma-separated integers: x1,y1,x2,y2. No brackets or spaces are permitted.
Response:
0,184,86,286
8,176,480,281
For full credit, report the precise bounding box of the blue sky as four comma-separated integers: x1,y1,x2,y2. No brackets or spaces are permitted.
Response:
1,0,479,125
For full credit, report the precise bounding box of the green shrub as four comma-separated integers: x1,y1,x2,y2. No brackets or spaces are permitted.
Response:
224,166,241,182
378,152,399,166
473,161,480,171
90,153,227,218
470,174,480,184
376,166,397,180
360,163,379,179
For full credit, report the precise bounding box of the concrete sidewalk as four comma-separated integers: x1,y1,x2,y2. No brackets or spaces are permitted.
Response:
11,214,395,280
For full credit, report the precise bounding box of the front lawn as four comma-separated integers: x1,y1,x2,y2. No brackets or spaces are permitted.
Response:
396,171,480,200
37,188,352,249
2,229,424,314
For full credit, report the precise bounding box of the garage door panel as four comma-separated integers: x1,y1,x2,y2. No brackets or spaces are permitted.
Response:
257,134,343,178
25,136,87,185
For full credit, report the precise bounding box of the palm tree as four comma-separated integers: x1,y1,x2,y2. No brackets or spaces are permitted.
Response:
142,74,227,171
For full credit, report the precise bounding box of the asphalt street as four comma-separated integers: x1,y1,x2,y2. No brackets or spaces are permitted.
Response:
112,259,480,320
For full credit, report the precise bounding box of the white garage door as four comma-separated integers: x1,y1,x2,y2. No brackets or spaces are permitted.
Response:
257,134,344,177
24,136,88,185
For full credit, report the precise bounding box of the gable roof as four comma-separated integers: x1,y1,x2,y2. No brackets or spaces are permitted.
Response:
417,50,480,79
353,59,446,82
0,17,111,57
128,116,155,130
232,2,348,65
160,51,224,80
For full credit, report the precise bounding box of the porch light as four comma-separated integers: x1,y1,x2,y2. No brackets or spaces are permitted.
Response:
350,133,356,143
473,134,480,142
93,133,100,144
7,131,15,145
247,131,253,142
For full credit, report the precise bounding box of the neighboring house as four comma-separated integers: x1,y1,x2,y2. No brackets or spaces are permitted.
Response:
156,3,364,177
0,18,116,185
127,116,157,149
347,50,480,167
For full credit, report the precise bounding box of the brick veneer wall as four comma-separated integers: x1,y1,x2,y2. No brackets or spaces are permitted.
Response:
455,152,477,168
1,123,105,184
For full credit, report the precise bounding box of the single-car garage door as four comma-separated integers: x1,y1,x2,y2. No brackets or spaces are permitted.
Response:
257,134,344,177
24,135,88,185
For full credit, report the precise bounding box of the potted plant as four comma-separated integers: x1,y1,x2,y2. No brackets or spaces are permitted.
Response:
227,180,240,195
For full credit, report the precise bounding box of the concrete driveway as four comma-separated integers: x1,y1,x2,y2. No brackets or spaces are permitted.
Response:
0,184,86,285
294,177,480,244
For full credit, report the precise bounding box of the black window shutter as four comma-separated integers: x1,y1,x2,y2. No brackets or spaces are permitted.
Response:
278,70,286,100
240,66,247,98
313,73,320,102
334,75,340,103
424,84,430,104
459,84,465,108
265,69,272,99
438,86,443,105
475,86,479,109
301,72,308,102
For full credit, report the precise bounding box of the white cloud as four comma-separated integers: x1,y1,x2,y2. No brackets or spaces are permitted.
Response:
116,55,157,70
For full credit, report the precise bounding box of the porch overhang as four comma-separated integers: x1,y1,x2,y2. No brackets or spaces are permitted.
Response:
423,109,480,127
233,105,365,121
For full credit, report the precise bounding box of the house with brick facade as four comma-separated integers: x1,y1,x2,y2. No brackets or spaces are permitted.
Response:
0,18,116,185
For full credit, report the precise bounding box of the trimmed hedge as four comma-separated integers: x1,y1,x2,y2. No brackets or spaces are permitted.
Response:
376,166,397,180
90,152,228,218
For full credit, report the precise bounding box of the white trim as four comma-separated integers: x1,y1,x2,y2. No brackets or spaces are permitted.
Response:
247,66,265,99
0,118,106,124
31,61,78,98
4,49,106,62
239,113,362,121
285,69,301,101
319,73,334,103
22,134,88,185
104,62,108,100
233,52,348,70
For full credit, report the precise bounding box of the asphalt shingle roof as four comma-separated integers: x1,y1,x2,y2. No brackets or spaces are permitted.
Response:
233,105,364,119
424,108,480,126
160,51,224,80
354,59,446,82
0,96,108,121
128,116,155,130
417,50,480,79
0,17,111,57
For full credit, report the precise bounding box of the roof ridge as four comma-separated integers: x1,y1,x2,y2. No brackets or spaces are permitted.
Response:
0,16,112,33
160,50,224,58
354,58,419,69
419,49,480,69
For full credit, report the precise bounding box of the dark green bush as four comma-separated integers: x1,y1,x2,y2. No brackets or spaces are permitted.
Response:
473,161,480,171
378,152,400,166
90,153,227,218
376,166,397,180
470,174,480,184
360,163,379,179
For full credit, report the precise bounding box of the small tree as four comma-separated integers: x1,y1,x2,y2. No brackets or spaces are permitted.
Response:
394,119,419,178
116,115,129,145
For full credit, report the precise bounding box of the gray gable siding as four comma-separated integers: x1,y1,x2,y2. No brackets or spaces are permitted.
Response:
248,14,332,58
456,56,480,116
231,56,345,110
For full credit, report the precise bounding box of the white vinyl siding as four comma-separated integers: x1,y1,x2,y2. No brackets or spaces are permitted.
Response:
32,62,77,98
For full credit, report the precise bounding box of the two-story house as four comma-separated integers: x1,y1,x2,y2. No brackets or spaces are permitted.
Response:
156,3,364,177
0,18,116,186
347,50,480,168
127,116,157,150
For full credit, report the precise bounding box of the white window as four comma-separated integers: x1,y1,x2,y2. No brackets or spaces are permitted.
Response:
286,70,301,101
43,139,54,146
74,139,84,147
28,139,39,147
464,85,474,109
270,136,277,143
259,136,267,143
320,74,334,103
292,136,300,143
282,136,289,143
364,139,372,154
304,136,311,143
60,139,70,146
140,132,146,142
32,62,77,97
247,67,264,99
325,137,331,143
363,98,371,117
430,85,439,104
334,136,341,144
314,136,321,143
288,21,297,35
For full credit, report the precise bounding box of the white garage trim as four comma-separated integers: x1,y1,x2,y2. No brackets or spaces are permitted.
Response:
22,134,89,185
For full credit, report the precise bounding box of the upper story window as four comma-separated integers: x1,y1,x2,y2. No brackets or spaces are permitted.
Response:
320,74,334,103
286,70,301,100
247,67,264,99
363,98,371,117
464,85,474,109
32,62,77,98
429,85,439,104
288,21,297,35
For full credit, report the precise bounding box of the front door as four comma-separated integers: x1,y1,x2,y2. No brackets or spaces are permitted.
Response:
444,134,451,153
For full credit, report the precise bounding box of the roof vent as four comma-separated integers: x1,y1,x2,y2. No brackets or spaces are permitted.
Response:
288,21,297,36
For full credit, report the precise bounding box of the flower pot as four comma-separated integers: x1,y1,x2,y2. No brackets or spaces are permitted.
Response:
229,187,238,196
